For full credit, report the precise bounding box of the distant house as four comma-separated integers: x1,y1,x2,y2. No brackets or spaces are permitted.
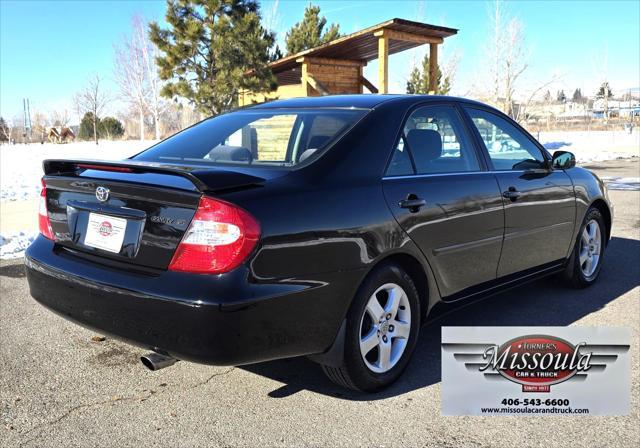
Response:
239,18,457,106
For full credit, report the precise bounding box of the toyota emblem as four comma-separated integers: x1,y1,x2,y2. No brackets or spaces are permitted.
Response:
95,186,110,202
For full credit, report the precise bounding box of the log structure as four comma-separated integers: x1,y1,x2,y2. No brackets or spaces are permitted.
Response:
239,18,457,105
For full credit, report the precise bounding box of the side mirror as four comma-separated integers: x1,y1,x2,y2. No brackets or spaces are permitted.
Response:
552,151,576,170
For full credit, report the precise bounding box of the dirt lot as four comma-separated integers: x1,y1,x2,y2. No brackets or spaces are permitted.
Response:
1,159,638,448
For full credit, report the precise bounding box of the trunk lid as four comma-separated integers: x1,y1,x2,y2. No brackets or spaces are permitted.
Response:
42,159,267,270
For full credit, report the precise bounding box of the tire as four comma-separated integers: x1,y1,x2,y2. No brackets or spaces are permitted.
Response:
321,262,421,392
563,207,607,288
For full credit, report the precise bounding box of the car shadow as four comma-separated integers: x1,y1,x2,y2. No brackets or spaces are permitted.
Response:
240,236,640,400
0,263,26,278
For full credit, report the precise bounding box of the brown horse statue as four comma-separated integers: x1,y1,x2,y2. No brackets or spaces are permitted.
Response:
47,127,75,144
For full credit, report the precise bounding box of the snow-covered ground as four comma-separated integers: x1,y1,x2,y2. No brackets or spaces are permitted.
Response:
0,140,156,259
0,131,638,259
0,232,36,259
538,130,639,163
1,132,637,203
0,140,155,202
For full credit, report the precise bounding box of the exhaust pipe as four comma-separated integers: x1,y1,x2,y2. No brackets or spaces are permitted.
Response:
140,352,178,371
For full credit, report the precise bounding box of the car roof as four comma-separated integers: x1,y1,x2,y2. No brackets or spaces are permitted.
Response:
248,94,488,110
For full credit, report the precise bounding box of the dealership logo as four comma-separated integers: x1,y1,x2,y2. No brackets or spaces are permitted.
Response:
95,186,110,202
99,221,113,236
481,335,592,392
447,334,626,393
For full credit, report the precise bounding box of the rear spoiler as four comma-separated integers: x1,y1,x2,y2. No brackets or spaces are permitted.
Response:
43,159,266,193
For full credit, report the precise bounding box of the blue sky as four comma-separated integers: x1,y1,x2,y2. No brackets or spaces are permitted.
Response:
1,0,638,122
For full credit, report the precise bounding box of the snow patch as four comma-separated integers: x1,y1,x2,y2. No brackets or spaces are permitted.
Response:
0,232,37,259
0,140,155,202
601,177,640,191
538,130,639,163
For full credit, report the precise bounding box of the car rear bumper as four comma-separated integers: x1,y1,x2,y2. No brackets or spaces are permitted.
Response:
25,236,361,365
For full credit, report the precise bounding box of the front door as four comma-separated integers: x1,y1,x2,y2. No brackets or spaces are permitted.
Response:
464,107,576,277
382,105,504,298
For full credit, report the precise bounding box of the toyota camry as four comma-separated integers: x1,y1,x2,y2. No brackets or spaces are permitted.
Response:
25,95,613,391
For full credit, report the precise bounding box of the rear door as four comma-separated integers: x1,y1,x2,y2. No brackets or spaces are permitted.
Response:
382,104,504,298
463,107,576,277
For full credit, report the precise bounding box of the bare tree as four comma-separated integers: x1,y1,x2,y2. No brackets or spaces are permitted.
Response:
501,18,528,117
515,72,564,123
74,74,110,145
114,16,166,140
263,0,282,36
484,0,529,117
489,0,503,103
1,117,14,143
31,110,49,143
50,108,71,127
115,15,148,141
441,49,461,91
140,19,166,140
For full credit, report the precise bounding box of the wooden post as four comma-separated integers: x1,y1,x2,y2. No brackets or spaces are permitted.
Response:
301,61,310,96
428,43,438,94
378,35,389,94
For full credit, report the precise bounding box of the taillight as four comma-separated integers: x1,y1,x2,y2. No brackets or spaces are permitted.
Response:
168,196,260,274
38,178,54,240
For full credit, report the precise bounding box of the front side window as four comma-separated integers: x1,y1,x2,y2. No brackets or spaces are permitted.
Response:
465,108,546,171
134,109,367,168
386,105,481,176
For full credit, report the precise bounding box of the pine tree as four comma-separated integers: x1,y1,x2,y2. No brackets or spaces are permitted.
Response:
100,117,125,139
556,90,566,103
596,82,613,99
79,113,99,141
150,0,277,116
284,4,341,55
572,88,583,103
406,66,422,94
0,117,9,142
405,54,450,95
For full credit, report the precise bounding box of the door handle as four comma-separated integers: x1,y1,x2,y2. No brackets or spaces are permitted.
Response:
399,194,426,212
502,186,522,201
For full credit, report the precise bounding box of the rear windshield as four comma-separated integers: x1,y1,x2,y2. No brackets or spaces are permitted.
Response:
134,108,368,168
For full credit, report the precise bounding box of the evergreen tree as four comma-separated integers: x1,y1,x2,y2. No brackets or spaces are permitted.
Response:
150,0,277,116
556,90,566,103
406,66,422,94
572,88,583,103
0,117,8,142
79,112,99,141
596,82,613,99
543,90,552,103
284,4,341,55
405,54,450,95
100,117,125,139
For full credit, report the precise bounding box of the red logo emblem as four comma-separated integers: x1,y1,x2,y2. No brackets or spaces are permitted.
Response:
99,221,113,236
480,335,592,392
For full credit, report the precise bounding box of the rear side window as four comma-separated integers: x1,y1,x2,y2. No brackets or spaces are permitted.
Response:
386,105,480,176
134,109,367,168
465,108,546,171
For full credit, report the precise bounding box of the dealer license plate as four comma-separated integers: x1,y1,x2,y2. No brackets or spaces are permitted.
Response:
84,212,127,253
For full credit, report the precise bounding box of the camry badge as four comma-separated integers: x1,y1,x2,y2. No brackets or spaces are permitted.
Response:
95,186,110,202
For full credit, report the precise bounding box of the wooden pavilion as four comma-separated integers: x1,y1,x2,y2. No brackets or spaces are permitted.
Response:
239,18,457,106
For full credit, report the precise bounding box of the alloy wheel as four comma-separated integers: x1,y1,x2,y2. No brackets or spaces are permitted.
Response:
358,283,411,374
579,219,601,278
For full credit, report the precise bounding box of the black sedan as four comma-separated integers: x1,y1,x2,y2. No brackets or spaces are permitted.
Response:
25,95,612,391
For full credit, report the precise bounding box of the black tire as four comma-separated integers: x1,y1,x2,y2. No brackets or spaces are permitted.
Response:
563,206,607,288
321,262,421,392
